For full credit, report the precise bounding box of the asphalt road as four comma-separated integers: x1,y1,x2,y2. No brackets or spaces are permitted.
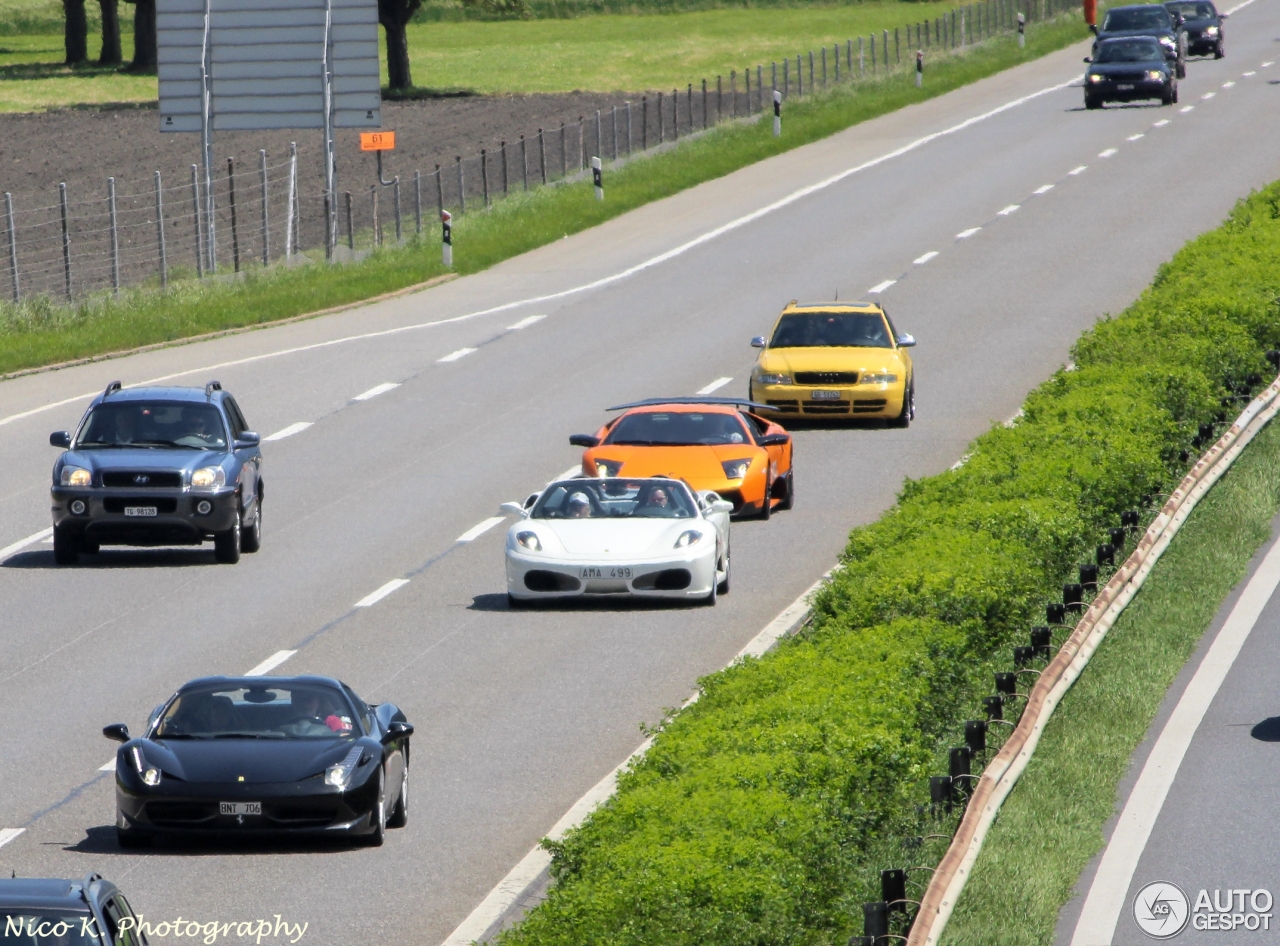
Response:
3,10,1279,943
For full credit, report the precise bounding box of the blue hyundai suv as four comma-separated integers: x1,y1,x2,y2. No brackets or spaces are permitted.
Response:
49,381,263,565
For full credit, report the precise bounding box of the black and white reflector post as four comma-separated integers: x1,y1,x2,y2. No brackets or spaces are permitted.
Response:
591,156,603,200
441,209,453,268
916,50,923,86
772,89,782,136
1017,11,1026,45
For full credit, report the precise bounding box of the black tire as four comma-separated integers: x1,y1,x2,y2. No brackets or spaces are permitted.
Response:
1084,94,1102,110
240,495,262,554
82,540,100,554
1171,83,1179,104
1161,86,1174,105
1214,39,1224,59
387,768,408,829
758,477,772,520
716,546,731,596
214,508,242,564
1176,60,1186,79
776,471,795,511
888,381,914,428
116,825,151,849
53,526,79,565
361,769,386,847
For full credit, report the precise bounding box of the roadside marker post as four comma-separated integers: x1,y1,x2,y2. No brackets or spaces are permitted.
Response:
441,210,453,268
1018,11,1026,45
916,50,924,86
772,89,782,136
592,156,603,200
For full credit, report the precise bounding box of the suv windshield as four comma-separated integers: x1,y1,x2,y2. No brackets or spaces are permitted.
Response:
1102,7,1172,29
603,411,750,446
1,913,101,946
77,402,227,450
531,480,696,519
1096,38,1164,60
770,312,893,348
1164,0,1214,15
154,684,356,739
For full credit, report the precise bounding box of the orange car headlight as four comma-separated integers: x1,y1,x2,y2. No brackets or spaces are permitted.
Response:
721,459,751,480
595,459,623,477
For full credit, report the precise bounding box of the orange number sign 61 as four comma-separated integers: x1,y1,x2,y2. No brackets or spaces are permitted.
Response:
360,131,396,151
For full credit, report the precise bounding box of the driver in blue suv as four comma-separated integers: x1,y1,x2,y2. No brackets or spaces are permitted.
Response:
48,380,263,566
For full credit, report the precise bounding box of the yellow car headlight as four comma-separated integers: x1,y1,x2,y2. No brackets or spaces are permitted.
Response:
594,459,623,477
859,373,899,385
755,372,793,385
60,466,91,487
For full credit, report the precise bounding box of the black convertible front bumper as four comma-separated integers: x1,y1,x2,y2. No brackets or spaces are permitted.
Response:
1086,78,1169,102
51,487,237,545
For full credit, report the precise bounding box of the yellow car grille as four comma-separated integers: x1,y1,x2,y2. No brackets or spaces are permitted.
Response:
794,371,859,384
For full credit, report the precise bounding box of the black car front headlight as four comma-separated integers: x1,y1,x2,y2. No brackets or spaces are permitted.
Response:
324,746,364,789
130,746,161,786
721,459,751,481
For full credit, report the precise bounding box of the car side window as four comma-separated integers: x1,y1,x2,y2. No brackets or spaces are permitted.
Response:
103,897,140,946
223,397,248,438
740,412,769,441
343,685,377,736
115,895,148,946
882,310,901,345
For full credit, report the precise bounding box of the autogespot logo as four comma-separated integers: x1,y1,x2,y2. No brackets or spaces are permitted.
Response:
1134,881,1191,939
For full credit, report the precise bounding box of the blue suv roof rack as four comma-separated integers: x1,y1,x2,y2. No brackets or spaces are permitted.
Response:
204,380,222,398
101,381,122,399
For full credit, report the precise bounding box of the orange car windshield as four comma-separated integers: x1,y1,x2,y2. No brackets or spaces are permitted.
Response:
770,312,892,348
604,412,750,447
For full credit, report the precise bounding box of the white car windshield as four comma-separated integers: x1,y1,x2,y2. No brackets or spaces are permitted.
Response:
77,402,227,449
531,480,697,519
153,684,356,739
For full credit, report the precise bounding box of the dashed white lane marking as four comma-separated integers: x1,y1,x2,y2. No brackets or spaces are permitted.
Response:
913,251,939,264
355,579,410,608
1180,105,1195,112
1201,91,1216,99
353,382,399,401
1127,133,1144,141
1099,148,1118,158
0,527,53,561
1069,165,1088,175
956,227,981,239
438,347,478,363
868,279,896,294
507,314,546,331
1222,81,1235,88
0,829,25,849
99,760,116,772
1153,119,1170,126
1263,61,1274,67
997,204,1020,216
1243,71,1256,76
245,649,298,676
457,517,505,543
697,377,733,395
263,422,312,442
1033,184,1054,195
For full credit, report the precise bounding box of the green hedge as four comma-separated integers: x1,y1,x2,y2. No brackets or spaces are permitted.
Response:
494,184,1280,946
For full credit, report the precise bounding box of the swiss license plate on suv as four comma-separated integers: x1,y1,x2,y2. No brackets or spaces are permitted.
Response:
580,566,632,579
124,506,158,517
220,802,261,816
811,390,841,399
1116,83,1135,90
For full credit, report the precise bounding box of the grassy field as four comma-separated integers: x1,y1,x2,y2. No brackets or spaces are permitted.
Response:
0,0,968,110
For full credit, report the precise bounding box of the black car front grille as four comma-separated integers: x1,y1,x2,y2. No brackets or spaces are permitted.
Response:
103,470,183,488
852,399,889,414
264,805,339,828
794,371,859,385
103,497,179,514
765,399,801,413
801,399,852,414
525,571,582,592
1106,70,1149,82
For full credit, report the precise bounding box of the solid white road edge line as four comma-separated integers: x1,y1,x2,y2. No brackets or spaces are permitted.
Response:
868,279,897,294
508,315,547,331
245,650,299,677
353,382,399,402
354,579,410,609
0,527,53,561
1069,533,1280,943
0,76,1079,431
438,569,834,946
697,377,733,395
439,347,478,363
263,422,312,442
0,828,24,849
914,251,939,264
457,517,505,543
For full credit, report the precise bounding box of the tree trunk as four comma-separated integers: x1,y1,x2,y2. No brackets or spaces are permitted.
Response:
97,0,122,65
64,0,88,65
126,0,157,71
383,21,412,90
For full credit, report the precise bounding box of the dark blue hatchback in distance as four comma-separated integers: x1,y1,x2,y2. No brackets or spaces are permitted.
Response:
48,380,263,564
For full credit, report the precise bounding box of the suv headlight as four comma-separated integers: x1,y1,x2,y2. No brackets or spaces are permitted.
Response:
324,746,363,789
60,466,91,487
1087,73,1104,83
754,372,793,385
1159,35,1176,47
1204,24,1218,34
130,746,161,786
860,373,899,384
594,459,623,477
674,530,702,548
1147,70,1165,80
516,531,542,552
190,466,226,489
721,459,751,480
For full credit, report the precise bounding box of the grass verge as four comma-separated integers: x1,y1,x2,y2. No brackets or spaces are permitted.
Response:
0,13,1088,375
941,393,1280,941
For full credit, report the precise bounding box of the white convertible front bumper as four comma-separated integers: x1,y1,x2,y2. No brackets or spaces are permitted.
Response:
505,546,717,601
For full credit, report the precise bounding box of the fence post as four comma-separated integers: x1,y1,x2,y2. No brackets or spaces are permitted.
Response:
783,58,789,98
60,182,73,298
757,65,763,110
190,164,204,278
520,134,529,190
809,49,814,88
4,192,18,305
716,76,721,122
884,30,890,65
345,191,354,249
393,177,402,242
730,71,736,117
701,78,707,127
372,186,381,245
500,141,508,194
611,105,618,158
847,38,852,74
226,159,240,273
772,61,777,97
258,150,269,268
871,32,876,72
560,123,568,177
435,165,444,218
642,98,648,149
456,156,465,213
895,28,900,64
108,176,121,293
673,90,680,139
658,93,665,142
539,128,548,183
796,54,802,96
578,118,585,172
859,36,865,75
822,46,827,85
481,148,490,208
154,172,167,289
624,105,632,154
324,193,332,261
414,170,422,234
285,143,297,260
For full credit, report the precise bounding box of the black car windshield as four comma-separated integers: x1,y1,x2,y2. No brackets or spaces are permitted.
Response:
603,410,751,447
1096,38,1164,60
76,402,227,449
1,913,101,946
532,479,697,519
1165,0,1214,15
770,312,893,348
154,684,357,739
1102,7,1172,29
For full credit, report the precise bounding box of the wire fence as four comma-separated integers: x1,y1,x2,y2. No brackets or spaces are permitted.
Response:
1,0,1076,307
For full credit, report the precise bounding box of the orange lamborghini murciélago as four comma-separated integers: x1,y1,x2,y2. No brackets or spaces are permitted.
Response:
569,398,794,518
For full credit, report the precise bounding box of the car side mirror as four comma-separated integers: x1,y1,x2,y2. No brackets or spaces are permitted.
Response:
382,720,414,743
897,333,917,348
1219,12,1227,18
750,336,767,348
103,723,130,743
569,434,599,448
499,501,527,517
1083,56,1093,62
758,433,789,446
1088,22,1098,33
234,431,260,448
50,431,71,448
710,500,735,514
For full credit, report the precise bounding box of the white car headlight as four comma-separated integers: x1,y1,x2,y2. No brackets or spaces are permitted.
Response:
1159,35,1176,46
594,459,623,477
190,466,226,489
60,466,91,487
1147,70,1165,80
324,746,363,789
1204,24,1218,34
130,746,161,786
674,530,702,548
860,373,899,384
516,531,542,552
721,459,751,480
1087,73,1105,83
755,372,793,385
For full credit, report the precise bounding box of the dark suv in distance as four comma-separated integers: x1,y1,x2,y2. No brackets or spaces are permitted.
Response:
0,872,149,945
1084,37,1178,108
49,381,263,565
1092,3,1187,77
1164,0,1225,57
